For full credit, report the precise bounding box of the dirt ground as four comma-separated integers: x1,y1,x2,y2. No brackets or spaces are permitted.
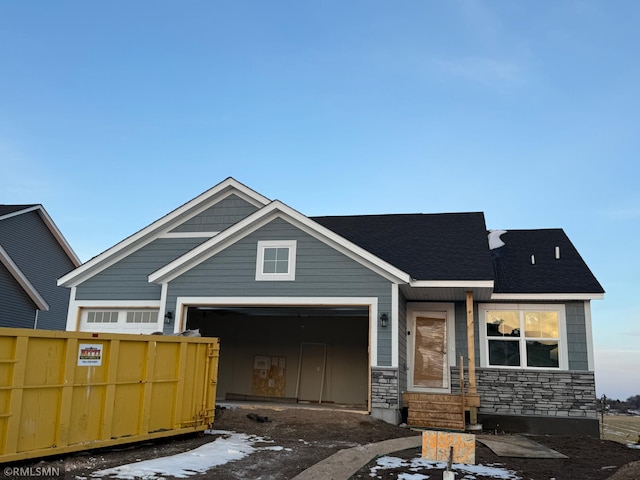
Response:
11,404,640,480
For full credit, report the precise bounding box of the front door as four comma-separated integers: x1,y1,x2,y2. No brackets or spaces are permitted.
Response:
412,313,449,390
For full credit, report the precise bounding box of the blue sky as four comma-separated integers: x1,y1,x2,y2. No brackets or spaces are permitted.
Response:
2,1,638,400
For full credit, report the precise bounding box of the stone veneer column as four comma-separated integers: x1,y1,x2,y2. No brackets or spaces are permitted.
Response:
371,367,401,424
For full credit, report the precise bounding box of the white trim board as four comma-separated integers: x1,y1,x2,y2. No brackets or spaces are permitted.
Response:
58,178,270,288
149,201,411,285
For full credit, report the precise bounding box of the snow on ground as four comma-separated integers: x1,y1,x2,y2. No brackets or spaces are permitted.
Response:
90,430,286,479
370,456,522,480
627,442,640,449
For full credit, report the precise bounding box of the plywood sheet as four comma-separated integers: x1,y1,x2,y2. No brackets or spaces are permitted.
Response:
252,356,286,398
422,431,476,464
414,317,446,388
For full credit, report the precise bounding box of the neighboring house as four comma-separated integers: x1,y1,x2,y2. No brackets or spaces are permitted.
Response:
0,205,80,330
57,178,604,435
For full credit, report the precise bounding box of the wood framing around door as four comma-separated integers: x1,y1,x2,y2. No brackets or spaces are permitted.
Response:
174,297,378,411
407,303,456,393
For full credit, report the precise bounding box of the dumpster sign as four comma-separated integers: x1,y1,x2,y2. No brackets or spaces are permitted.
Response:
78,343,103,366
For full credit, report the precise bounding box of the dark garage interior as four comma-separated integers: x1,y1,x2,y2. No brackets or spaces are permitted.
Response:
186,306,370,408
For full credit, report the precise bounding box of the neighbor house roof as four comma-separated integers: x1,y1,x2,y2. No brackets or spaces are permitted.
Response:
0,204,38,216
0,204,81,267
312,212,495,282
490,229,604,295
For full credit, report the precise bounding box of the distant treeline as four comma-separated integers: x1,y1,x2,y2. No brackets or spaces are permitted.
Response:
597,394,640,412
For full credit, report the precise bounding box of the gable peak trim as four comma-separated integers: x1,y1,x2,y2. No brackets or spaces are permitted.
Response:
58,177,271,287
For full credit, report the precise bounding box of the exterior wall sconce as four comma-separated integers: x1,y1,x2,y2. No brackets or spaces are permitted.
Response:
379,313,389,328
164,311,174,324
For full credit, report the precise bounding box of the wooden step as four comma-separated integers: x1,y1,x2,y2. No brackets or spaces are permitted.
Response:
405,392,466,431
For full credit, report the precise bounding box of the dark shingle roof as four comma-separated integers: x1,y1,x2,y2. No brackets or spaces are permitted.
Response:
312,212,494,281
491,229,604,294
0,205,37,217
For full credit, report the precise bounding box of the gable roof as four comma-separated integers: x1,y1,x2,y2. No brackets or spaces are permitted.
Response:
0,204,81,267
57,177,604,299
58,178,272,287
490,229,604,296
148,200,411,285
312,213,494,282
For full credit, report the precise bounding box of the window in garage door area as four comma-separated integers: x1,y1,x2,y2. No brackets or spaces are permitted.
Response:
80,309,160,333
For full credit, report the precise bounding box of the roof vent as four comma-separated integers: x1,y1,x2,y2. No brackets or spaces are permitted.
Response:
555,246,560,260
531,254,536,265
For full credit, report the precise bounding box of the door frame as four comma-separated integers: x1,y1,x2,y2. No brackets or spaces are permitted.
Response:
407,303,456,392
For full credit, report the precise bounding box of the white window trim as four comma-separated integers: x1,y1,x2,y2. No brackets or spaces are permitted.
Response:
255,240,297,281
478,303,568,370
78,306,161,333
66,295,161,331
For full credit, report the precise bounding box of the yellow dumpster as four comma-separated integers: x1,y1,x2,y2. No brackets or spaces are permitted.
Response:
0,328,219,463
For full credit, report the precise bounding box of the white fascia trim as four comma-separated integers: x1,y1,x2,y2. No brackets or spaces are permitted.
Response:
584,300,595,371
58,177,270,287
410,280,494,288
34,205,82,266
276,203,411,283
174,296,380,365
491,293,605,301
0,245,49,311
150,200,411,285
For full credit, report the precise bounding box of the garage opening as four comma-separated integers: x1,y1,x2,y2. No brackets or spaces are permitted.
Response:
185,306,370,409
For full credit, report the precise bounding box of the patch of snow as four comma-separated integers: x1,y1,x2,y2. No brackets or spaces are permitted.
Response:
627,442,640,449
398,473,429,480
91,432,276,479
488,230,507,250
370,456,520,480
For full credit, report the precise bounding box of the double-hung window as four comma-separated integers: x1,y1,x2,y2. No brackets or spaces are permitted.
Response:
479,304,567,369
255,240,297,281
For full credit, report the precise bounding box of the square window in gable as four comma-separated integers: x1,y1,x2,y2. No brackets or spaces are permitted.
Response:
256,240,297,281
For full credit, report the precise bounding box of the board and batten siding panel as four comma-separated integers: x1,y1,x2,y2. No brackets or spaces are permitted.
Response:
0,210,77,330
167,218,395,365
170,194,259,233
75,238,206,301
565,301,589,371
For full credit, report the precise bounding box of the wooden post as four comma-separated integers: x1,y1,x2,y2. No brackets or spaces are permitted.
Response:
466,291,477,395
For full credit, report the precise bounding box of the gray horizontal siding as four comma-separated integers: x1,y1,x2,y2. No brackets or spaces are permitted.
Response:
75,238,206,300
0,210,77,330
167,218,394,364
0,264,37,328
170,194,259,233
